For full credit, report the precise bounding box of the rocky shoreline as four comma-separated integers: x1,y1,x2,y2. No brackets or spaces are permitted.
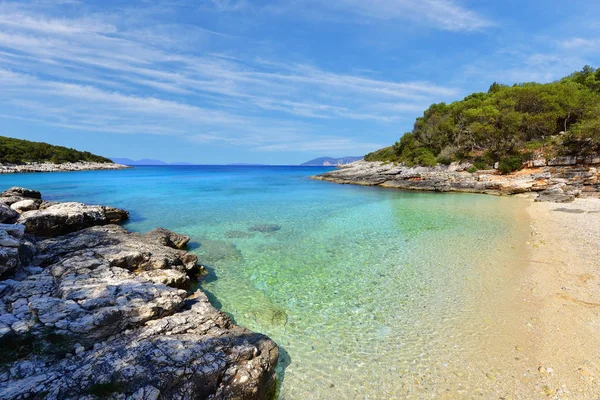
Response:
0,187,278,399
313,160,600,202
0,162,130,174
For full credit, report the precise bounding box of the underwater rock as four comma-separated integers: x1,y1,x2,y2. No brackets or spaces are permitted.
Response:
225,230,255,239
248,224,281,233
197,239,243,264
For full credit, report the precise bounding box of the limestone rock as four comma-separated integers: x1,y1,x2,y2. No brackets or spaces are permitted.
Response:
18,202,129,237
0,187,41,200
143,227,190,249
0,291,278,400
314,160,600,199
0,190,278,399
37,225,198,272
535,188,575,203
10,199,41,213
0,204,18,224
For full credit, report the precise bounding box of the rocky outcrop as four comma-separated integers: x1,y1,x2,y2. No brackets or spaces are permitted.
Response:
0,162,129,174
18,202,129,237
313,160,600,202
0,189,279,399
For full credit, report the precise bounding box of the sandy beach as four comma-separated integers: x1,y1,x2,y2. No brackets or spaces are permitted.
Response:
520,197,600,397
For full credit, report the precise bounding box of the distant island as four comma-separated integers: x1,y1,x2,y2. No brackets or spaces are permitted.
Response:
301,156,363,166
0,136,127,174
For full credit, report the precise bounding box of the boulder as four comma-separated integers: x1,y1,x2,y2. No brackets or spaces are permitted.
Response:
0,204,18,224
144,227,190,249
0,224,29,277
10,199,41,213
18,202,129,237
0,187,41,199
535,188,575,203
37,225,198,272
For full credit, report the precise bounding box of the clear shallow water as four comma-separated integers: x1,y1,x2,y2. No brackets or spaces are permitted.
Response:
0,166,531,398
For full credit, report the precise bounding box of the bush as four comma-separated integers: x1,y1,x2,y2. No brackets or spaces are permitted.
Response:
466,166,478,173
497,155,524,174
414,148,437,167
362,66,600,167
437,146,458,165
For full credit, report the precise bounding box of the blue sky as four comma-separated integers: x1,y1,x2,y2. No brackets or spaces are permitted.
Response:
0,0,598,164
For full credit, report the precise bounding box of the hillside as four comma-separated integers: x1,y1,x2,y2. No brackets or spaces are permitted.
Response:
0,136,113,165
301,156,363,166
365,66,600,173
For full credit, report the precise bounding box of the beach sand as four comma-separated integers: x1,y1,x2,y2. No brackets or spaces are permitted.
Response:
520,197,600,398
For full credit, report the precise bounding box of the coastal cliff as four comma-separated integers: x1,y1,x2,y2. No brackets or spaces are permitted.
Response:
0,187,278,399
313,159,600,202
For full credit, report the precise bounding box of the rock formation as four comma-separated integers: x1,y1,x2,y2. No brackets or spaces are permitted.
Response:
0,187,278,399
313,160,600,202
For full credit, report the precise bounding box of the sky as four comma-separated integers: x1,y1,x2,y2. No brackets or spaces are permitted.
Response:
0,0,598,164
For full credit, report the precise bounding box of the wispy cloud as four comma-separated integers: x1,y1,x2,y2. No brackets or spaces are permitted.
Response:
257,0,492,32
0,2,458,154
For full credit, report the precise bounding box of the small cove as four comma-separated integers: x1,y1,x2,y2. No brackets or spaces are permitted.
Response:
0,166,533,398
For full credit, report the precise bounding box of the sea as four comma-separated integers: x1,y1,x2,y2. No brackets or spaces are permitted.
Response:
0,166,532,399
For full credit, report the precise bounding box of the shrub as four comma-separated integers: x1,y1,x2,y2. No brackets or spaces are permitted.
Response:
413,148,437,167
437,146,458,165
497,155,524,174
466,166,478,173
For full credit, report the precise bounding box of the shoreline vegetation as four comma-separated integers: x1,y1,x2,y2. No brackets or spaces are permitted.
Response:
0,186,278,398
315,67,600,203
0,135,129,174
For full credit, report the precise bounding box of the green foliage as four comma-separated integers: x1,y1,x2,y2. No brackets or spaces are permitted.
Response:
466,166,478,173
365,66,600,169
0,136,112,165
364,146,397,162
497,155,524,174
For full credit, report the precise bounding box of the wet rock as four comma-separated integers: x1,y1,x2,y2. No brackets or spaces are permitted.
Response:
249,224,281,233
18,202,129,237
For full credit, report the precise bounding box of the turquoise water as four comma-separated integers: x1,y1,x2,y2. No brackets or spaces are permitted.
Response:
0,166,531,398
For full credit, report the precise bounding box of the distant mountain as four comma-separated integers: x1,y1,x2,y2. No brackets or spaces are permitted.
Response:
110,158,190,166
301,156,363,166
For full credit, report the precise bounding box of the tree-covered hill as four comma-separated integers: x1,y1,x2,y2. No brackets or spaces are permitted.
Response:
0,136,113,164
365,66,600,173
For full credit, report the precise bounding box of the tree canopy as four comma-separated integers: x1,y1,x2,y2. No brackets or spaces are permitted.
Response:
365,66,600,172
0,136,113,165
